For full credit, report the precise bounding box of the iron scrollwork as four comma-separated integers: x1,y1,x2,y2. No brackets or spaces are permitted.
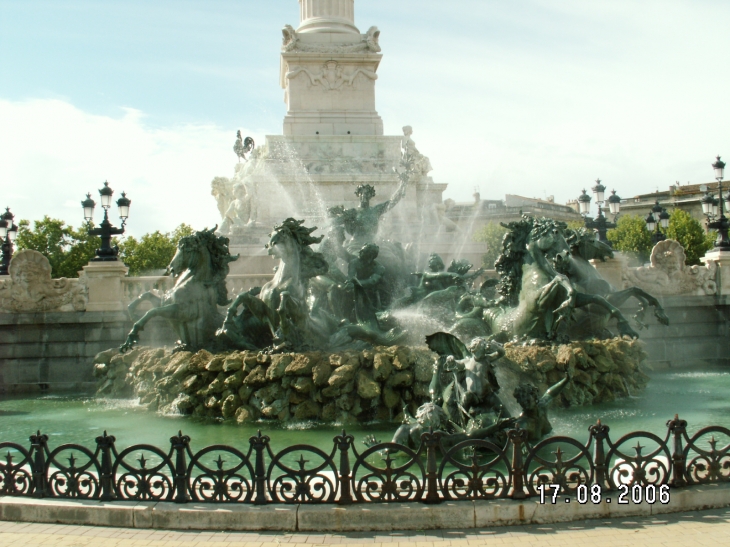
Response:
0,442,33,496
0,416,727,505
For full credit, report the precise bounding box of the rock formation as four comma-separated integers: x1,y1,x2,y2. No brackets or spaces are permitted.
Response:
94,338,649,424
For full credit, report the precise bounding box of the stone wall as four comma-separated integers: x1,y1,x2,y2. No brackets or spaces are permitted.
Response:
2,292,727,395
620,295,730,369
0,311,176,394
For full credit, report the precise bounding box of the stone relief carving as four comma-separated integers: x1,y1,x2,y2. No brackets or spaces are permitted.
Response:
287,61,377,91
622,239,717,296
282,24,381,53
282,24,299,52
299,145,389,175
0,250,87,312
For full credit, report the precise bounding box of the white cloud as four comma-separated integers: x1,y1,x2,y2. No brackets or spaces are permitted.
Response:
0,98,253,237
373,0,730,205
2,0,730,234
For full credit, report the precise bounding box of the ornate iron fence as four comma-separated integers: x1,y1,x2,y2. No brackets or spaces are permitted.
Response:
0,416,728,504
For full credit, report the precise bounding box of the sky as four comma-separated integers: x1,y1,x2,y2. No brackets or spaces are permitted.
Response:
1,0,729,237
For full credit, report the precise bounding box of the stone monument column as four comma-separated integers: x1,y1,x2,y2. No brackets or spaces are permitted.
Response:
281,0,383,136
298,0,358,34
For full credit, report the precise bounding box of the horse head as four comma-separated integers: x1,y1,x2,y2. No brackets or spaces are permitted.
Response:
167,227,236,305
530,218,571,259
168,236,200,279
266,223,298,260
568,228,614,262
266,218,328,279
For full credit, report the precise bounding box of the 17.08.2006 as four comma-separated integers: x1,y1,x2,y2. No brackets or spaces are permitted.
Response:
537,484,670,505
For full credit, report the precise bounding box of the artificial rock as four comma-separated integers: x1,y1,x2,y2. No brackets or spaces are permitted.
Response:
94,339,649,424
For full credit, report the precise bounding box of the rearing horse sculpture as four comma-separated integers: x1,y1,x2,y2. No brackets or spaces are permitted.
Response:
218,218,329,351
120,228,237,352
454,217,643,342
561,228,669,337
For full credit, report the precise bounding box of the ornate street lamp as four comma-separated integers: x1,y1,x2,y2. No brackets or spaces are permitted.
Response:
607,190,621,215
701,191,715,216
706,155,729,249
82,181,132,261
645,199,669,245
578,189,591,215
659,208,670,229
644,211,656,233
0,208,18,276
592,178,606,204
578,179,620,245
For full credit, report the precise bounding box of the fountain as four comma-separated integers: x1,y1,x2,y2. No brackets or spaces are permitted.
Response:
85,1,671,443
1,1,729,526
92,196,656,438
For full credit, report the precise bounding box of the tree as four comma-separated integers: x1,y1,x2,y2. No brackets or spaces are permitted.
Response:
118,223,195,276
566,219,586,231
607,214,655,265
666,209,714,266
15,216,100,278
473,222,508,269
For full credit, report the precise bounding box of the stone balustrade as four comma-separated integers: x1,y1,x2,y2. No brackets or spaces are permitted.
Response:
0,240,727,316
120,275,173,304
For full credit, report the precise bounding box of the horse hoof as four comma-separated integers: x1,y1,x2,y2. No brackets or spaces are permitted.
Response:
655,311,670,326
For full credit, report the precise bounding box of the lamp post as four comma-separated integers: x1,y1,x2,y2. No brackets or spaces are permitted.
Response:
0,208,18,276
578,179,620,245
645,199,670,245
82,181,131,261
705,156,729,249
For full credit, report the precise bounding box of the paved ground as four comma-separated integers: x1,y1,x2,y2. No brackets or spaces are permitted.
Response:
1,507,729,546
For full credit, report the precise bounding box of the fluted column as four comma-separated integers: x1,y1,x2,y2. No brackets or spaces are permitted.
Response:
297,0,359,34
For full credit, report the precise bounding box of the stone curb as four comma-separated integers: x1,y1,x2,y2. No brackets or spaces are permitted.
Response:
1,483,728,532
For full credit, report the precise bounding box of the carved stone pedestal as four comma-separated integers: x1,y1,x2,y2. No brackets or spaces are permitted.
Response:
81,261,129,312
590,252,627,291
702,249,730,296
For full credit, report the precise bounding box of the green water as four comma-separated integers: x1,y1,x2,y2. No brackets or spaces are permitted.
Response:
1,368,728,453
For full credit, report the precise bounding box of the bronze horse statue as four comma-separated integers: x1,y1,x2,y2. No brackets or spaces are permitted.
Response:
561,228,669,337
217,218,329,352
120,228,237,352
453,217,661,342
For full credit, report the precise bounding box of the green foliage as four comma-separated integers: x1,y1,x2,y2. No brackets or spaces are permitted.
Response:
473,222,508,269
15,216,101,278
666,209,714,266
118,223,195,276
565,220,586,231
607,214,655,264
15,218,196,278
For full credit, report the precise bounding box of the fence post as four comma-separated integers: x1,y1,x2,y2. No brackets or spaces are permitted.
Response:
422,428,442,505
29,431,49,498
667,414,688,487
508,427,528,500
335,430,354,505
250,431,270,505
95,431,117,501
589,420,610,488
170,431,191,503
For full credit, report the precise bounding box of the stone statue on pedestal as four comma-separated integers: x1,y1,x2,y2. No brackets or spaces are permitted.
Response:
401,126,432,181
219,183,254,235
